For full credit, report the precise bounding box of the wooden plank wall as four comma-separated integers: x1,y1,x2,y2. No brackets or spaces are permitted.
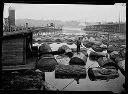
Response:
2,38,24,66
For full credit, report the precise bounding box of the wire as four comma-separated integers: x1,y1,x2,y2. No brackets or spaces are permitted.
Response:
86,63,96,71
60,62,96,91
61,79,75,91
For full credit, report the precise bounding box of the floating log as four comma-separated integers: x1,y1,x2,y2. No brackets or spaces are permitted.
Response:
115,57,123,63
66,38,74,42
120,45,126,49
115,57,125,71
92,45,104,52
107,45,121,53
97,57,118,70
102,40,109,46
55,39,63,43
119,48,126,59
67,42,74,45
89,51,108,61
69,56,87,66
100,45,108,50
39,43,52,54
109,51,121,61
117,60,125,71
91,40,102,46
55,65,86,79
83,41,94,48
37,55,58,72
88,67,119,81
42,39,54,42
58,45,70,52
65,52,73,58
37,40,43,44
116,60,125,76
71,48,77,52
58,45,73,58
66,39,74,45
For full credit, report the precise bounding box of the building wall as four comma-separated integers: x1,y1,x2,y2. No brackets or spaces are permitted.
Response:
8,8,15,26
84,23,126,33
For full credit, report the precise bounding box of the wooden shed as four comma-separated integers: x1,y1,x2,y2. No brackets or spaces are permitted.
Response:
2,31,37,71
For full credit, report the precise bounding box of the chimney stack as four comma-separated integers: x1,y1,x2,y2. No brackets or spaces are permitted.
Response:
26,23,28,30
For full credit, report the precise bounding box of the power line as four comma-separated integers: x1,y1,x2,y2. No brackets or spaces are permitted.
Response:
61,79,75,91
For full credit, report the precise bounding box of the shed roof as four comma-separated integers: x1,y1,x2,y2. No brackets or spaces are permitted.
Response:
2,30,32,39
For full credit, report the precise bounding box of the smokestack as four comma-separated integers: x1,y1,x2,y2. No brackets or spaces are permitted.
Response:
26,23,28,30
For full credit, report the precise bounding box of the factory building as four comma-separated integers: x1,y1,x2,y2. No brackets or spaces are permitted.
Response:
83,22,126,34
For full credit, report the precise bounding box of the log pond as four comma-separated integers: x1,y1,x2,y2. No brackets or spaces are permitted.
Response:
33,28,125,92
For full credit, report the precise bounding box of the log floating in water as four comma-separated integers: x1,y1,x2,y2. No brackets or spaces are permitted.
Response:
69,55,87,66
97,57,118,70
88,67,119,81
58,45,71,52
39,43,52,54
83,41,94,48
37,55,58,72
89,51,108,61
115,57,125,76
107,45,121,53
119,48,126,60
109,51,120,61
92,45,104,52
55,65,86,79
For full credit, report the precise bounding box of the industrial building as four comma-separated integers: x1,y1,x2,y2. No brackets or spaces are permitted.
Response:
83,22,126,34
3,7,15,32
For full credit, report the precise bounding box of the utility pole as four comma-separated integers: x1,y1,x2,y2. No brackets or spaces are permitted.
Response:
119,12,121,33
107,33,109,48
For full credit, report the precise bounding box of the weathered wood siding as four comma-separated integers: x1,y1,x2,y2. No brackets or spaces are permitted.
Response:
2,38,24,66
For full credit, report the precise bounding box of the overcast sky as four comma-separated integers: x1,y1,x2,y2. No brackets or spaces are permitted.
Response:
3,3,126,22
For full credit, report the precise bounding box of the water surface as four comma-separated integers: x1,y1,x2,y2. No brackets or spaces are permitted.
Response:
34,28,125,92
45,43,125,92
